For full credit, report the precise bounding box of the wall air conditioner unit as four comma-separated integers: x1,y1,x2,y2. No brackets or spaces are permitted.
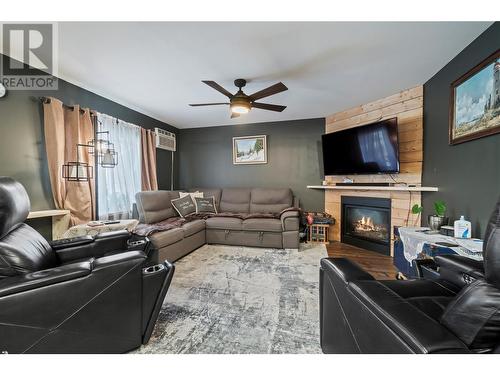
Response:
155,128,176,151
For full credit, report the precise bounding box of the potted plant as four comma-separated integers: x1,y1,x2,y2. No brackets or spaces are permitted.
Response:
428,200,448,231
411,204,423,226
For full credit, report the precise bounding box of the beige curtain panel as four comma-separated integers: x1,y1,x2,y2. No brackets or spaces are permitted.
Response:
43,98,95,225
141,128,158,191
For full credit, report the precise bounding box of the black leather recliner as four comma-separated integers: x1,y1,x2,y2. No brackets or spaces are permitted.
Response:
320,198,500,354
0,177,174,353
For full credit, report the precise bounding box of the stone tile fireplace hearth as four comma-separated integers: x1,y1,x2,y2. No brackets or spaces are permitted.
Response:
341,196,391,256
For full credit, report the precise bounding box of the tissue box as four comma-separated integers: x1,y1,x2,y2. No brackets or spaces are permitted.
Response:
439,225,454,237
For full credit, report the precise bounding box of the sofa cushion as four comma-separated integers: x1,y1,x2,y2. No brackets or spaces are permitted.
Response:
406,296,454,322
190,188,222,210
205,217,243,230
242,218,282,232
220,188,251,213
150,228,184,249
171,195,197,217
135,191,180,224
250,188,293,214
182,220,206,237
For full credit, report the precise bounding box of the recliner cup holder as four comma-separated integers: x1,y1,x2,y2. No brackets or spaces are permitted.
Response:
140,261,174,342
128,240,146,246
143,264,165,274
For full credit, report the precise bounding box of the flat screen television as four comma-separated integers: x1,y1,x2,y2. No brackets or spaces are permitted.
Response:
322,118,399,175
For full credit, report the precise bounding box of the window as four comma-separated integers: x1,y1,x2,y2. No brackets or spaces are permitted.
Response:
97,113,141,220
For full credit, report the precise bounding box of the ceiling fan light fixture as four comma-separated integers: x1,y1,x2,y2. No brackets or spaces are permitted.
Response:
230,97,251,115
230,103,250,114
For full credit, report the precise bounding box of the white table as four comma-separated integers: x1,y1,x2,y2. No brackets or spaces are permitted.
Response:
63,219,139,238
398,227,483,264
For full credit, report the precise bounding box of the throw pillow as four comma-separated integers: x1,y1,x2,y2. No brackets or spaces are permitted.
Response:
179,191,204,200
194,196,217,214
171,195,196,217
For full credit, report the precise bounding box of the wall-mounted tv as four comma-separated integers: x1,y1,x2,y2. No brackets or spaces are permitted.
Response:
322,118,399,175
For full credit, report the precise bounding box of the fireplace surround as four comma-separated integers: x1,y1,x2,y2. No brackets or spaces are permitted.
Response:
341,196,391,255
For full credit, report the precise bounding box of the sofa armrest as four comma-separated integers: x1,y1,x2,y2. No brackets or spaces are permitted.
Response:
280,210,300,231
321,258,375,283
0,261,92,297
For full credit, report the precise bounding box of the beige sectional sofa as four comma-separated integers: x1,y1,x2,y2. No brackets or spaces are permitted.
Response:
135,188,300,262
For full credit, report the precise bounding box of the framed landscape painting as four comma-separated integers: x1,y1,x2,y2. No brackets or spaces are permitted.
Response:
232,135,267,165
449,50,500,145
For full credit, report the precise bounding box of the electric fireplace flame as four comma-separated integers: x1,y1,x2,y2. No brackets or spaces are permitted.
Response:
349,212,389,243
355,216,376,232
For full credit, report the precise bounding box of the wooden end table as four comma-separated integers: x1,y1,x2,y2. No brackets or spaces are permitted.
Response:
27,210,71,240
307,223,330,244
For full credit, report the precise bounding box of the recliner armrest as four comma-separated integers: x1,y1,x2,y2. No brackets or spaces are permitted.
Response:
93,250,146,270
435,254,484,288
349,280,470,353
321,258,375,283
55,230,131,264
51,235,94,250
0,261,92,297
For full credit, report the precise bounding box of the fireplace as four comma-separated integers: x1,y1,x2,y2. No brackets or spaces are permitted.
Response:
341,196,391,255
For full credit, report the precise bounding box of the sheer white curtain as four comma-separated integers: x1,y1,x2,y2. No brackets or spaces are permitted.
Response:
97,113,141,220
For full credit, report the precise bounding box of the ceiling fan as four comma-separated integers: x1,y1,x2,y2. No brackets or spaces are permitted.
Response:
189,79,288,118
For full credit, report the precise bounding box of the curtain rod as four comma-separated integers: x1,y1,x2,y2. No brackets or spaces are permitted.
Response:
39,96,95,116
96,112,143,130
39,97,149,131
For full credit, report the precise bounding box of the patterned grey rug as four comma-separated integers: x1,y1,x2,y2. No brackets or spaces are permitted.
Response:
136,243,326,354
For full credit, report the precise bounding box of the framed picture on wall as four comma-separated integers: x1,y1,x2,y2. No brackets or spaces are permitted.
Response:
232,135,267,165
449,49,500,145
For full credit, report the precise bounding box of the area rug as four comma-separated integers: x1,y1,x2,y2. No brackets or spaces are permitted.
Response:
136,243,327,354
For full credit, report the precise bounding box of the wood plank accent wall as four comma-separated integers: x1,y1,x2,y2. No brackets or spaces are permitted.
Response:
324,86,424,256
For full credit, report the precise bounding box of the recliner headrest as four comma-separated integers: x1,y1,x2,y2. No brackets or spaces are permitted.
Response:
484,197,500,287
0,177,30,238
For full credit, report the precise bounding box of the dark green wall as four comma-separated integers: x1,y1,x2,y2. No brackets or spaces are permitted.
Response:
423,22,500,237
177,118,325,211
0,54,178,211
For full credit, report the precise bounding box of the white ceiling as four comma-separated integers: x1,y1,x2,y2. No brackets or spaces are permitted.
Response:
29,22,497,128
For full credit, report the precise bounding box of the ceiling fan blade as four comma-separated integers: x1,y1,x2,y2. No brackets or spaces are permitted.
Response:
189,103,229,106
252,102,287,112
202,80,234,98
231,112,240,119
249,82,288,101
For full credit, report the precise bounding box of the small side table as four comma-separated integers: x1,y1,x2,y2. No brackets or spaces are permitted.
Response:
307,223,330,244
27,210,71,240
63,219,139,238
